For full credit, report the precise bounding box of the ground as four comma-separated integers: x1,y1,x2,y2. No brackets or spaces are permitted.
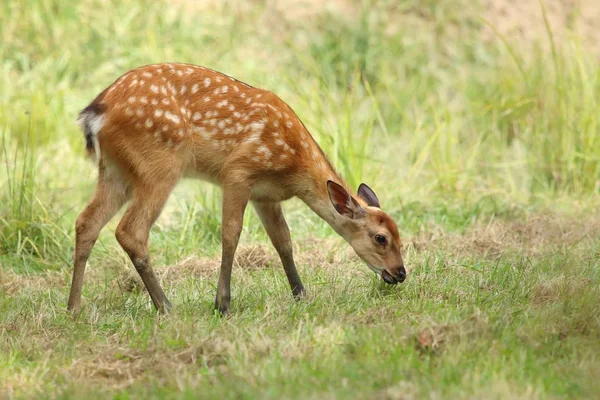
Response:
1,0,599,399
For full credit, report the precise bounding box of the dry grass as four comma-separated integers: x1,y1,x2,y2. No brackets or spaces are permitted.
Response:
62,340,226,390
532,275,593,305
482,0,600,53
2,213,597,295
408,213,600,259
415,311,490,353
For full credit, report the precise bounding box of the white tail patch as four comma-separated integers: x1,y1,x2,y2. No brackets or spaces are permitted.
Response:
77,110,105,166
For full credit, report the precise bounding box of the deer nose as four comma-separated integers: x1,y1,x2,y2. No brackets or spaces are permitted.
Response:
395,267,406,283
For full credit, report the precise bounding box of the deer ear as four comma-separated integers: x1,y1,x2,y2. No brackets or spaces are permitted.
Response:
357,183,380,208
327,180,365,219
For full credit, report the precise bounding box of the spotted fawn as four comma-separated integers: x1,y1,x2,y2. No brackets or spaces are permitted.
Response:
68,63,406,315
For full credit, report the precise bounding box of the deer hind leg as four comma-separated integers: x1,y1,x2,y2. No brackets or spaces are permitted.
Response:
68,166,129,315
215,183,252,315
253,201,305,299
115,180,177,313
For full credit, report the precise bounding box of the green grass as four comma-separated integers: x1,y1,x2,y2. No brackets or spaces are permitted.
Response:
1,0,599,398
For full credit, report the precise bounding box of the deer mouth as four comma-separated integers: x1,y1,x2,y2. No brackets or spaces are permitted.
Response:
381,269,399,285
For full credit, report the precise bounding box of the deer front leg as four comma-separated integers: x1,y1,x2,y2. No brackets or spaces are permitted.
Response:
253,201,305,299
215,183,251,315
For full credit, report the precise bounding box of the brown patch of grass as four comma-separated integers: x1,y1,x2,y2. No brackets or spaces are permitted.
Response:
234,245,277,270
0,270,64,295
63,338,230,390
415,312,490,354
482,0,600,53
532,275,592,305
157,256,220,285
408,213,600,259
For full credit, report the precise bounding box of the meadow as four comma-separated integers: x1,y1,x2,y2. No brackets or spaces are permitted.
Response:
1,0,599,398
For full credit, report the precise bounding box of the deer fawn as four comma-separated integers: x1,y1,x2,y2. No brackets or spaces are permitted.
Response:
67,63,406,315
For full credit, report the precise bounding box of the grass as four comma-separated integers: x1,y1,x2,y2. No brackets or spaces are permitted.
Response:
1,0,599,398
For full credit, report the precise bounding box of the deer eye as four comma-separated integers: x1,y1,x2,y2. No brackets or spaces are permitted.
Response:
375,235,387,245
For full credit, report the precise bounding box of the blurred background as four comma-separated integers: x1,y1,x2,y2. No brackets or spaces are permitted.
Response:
1,0,599,269
2,2,600,398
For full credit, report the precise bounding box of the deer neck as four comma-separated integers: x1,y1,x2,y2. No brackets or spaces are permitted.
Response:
296,150,355,241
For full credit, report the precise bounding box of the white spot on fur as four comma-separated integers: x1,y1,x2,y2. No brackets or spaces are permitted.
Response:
136,109,144,117
164,112,181,124
191,83,200,94
154,109,164,117
162,98,170,105
180,85,187,95
221,85,228,93
150,85,159,93
257,145,272,159
145,119,153,128
140,96,148,104
192,112,202,121
286,121,293,128
151,99,159,105
216,100,228,108
125,107,134,116
245,131,262,144
204,97,211,103
128,96,136,104
249,120,266,133
204,78,211,87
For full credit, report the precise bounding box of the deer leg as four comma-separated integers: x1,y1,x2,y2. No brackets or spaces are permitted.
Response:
68,169,129,315
214,184,251,315
115,182,175,313
253,201,305,299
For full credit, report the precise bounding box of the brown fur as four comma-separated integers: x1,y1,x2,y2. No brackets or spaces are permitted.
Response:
67,63,405,315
